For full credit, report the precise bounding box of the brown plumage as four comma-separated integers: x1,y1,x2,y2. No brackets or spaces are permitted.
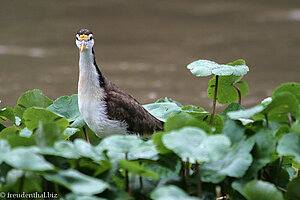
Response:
103,77,164,135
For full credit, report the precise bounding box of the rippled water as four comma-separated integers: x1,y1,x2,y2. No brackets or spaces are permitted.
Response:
1,0,300,112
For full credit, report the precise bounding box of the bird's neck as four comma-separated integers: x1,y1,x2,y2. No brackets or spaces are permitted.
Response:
78,48,105,89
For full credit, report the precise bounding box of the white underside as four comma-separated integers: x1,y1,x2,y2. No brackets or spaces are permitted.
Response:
78,50,127,138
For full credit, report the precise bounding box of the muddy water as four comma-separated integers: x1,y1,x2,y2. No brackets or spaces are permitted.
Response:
0,0,300,112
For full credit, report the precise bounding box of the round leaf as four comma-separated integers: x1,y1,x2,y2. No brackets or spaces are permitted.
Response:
143,102,182,122
99,135,158,161
243,180,284,200
4,147,54,171
23,107,69,132
277,133,300,162
14,89,53,119
162,127,231,163
43,169,108,195
207,75,249,104
151,185,198,200
187,59,249,77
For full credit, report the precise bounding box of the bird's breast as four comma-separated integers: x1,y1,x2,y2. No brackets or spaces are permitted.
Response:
78,73,127,137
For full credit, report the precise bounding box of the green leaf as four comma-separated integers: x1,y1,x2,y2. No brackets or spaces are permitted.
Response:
181,105,206,113
0,107,15,123
151,185,198,200
23,107,69,132
200,139,254,183
286,176,300,200
47,94,85,128
221,103,245,119
14,89,53,119
202,114,224,133
277,133,300,162
243,180,284,200
258,91,299,122
152,131,172,154
4,147,54,171
64,194,107,200
0,126,20,137
273,82,300,103
223,120,245,145
5,169,42,193
99,135,158,161
155,97,183,107
143,102,182,122
43,169,108,195
34,121,63,147
227,98,272,120
291,120,300,135
164,113,212,133
247,130,276,176
74,139,104,161
0,139,11,164
118,160,158,179
162,127,231,163
207,75,248,104
63,127,80,139
187,59,249,77
38,140,81,159
227,59,246,66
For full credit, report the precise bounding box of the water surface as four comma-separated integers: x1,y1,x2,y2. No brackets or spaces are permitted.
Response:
1,0,300,112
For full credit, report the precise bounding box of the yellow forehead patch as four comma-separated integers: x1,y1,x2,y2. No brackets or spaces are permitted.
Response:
80,34,88,40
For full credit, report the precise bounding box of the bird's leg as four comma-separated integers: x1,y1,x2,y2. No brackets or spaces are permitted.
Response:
83,126,90,144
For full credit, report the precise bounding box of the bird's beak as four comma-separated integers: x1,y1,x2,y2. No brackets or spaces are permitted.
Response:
80,43,86,53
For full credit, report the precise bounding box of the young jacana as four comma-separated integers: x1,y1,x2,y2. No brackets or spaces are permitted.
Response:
75,28,163,138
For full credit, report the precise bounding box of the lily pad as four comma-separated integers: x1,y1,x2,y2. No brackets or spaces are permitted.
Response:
48,94,85,128
162,127,231,163
207,75,249,104
14,89,53,119
23,107,69,132
277,133,300,162
286,176,300,200
151,185,198,200
43,169,108,195
200,139,254,183
4,147,54,171
143,102,182,122
99,135,158,161
118,159,158,179
273,82,300,103
243,180,284,200
187,59,249,77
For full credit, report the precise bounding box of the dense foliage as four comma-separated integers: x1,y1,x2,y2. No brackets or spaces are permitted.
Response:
0,59,299,200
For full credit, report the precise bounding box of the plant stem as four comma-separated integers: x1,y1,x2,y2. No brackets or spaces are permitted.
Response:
275,156,283,186
210,75,219,125
264,114,269,129
125,152,129,192
185,158,190,194
287,112,293,127
195,162,202,198
19,173,25,193
233,84,242,105
83,126,90,144
139,176,143,191
180,159,185,177
126,175,135,200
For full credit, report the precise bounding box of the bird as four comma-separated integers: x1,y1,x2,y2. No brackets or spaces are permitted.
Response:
75,28,163,138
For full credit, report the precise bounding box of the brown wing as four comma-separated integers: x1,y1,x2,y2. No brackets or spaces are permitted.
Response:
103,78,163,135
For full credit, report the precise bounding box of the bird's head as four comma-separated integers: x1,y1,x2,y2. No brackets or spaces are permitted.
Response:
75,29,94,53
